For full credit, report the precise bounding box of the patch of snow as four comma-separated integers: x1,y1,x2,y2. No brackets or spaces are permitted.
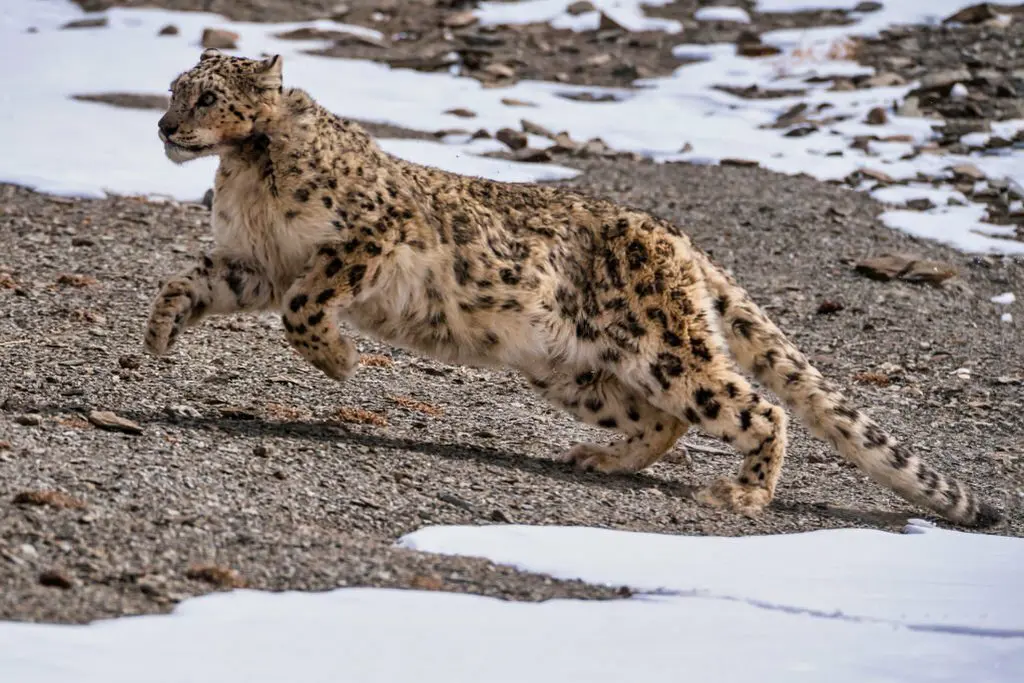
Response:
870,184,965,208
1002,312,1013,323
400,520,1024,633
949,82,968,100
475,0,681,33
3,521,1024,682
694,6,751,23
990,292,1016,305
880,206,1024,255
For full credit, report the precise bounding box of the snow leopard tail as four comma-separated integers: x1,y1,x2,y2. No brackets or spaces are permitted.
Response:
697,256,1002,529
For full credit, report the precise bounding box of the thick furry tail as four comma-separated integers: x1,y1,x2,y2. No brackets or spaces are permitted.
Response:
697,257,1002,528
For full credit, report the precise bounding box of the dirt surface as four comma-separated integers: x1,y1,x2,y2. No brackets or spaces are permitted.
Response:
5,0,1022,626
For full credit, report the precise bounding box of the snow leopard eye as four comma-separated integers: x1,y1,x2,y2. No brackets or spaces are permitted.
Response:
197,91,217,107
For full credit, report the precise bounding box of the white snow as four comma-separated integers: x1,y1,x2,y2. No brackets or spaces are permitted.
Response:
694,6,751,23
2,521,1022,682
475,0,681,33
990,292,1016,305
401,520,1024,633
1002,312,1013,323
3,0,1024,253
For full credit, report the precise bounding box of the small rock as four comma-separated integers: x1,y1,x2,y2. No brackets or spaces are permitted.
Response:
950,163,985,181
737,43,781,58
201,188,214,209
438,492,475,511
905,197,935,211
13,490,87,509
949,83,968,100
443,11,478,29
15,414,42,426
862,72,905,88
444,107,476,118
865,107,888,125
550,131,578,153
185,564,246,588
583,53,612,68
816,300,844,315
567,0,596,15
87,410,143,434
854,1,883,11
919,68,972,92
496,127,528,150
39,570,74,590
157,24,179,36
857,168,895,184
410,574,444,591
500,97,536,107
511,147,553,163
597,12,628,32
201,28,239,50
329,2,351,20
854,255,957,286
489,509,513,523
252,444,273,458
896,96,921,117
521,119,554,138
480,62,515,80
720,158,760,168
944,3,1000,24
61,17,108,30
165,404,202,420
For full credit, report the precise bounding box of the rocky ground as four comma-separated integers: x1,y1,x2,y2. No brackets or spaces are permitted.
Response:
3,1,1022,625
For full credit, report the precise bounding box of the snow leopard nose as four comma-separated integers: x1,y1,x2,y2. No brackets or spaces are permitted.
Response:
158,114,178,137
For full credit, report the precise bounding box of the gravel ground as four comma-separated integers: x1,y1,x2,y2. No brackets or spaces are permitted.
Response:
4,0,1022,625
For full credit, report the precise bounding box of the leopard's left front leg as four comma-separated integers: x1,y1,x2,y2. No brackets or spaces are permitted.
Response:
145,252,277,355
281,242,382,381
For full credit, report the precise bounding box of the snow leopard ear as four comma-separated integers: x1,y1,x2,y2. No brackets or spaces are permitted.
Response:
253,54,283,91
200,48,222,61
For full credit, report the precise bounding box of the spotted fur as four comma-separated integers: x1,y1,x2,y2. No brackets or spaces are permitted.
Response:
145,50,1001,529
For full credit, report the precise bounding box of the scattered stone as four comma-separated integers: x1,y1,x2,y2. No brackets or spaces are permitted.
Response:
567,1,596,15
14,414,42,426
500,98,536,107
443,11,478,29
720,158,760,168
444,108,477,118
861,72,905,88
489,509,513,523
865,107,888,125
201,28,239,50
201,188,214,209
511,147,554,163
38,570,74,590
950,163,985,181
165,404,202,420
336,407,388,427
57,273,99,287
597,12,628,33
360,354,394,368
329,2,351,20
854,1,883,11
816,300,845,315
185,564,247,589
87,410,143,434
480,62,516,80
918,68,972,92
438,492,475,511
949,83,968,100
13,490,87,510
943,3,1000,24
496,128,529,150
72,93,170,111
556,91,618,103
583,53,612,68
389,395,444,416
550,131,578,153
896,96,921,117
737,43,781,58
905,197,935,211
157,24,179,36
61,17,108,30
854,255,958,286
856,168,895,184
521,119,554,138
410,574,444,591
853,371,890,386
